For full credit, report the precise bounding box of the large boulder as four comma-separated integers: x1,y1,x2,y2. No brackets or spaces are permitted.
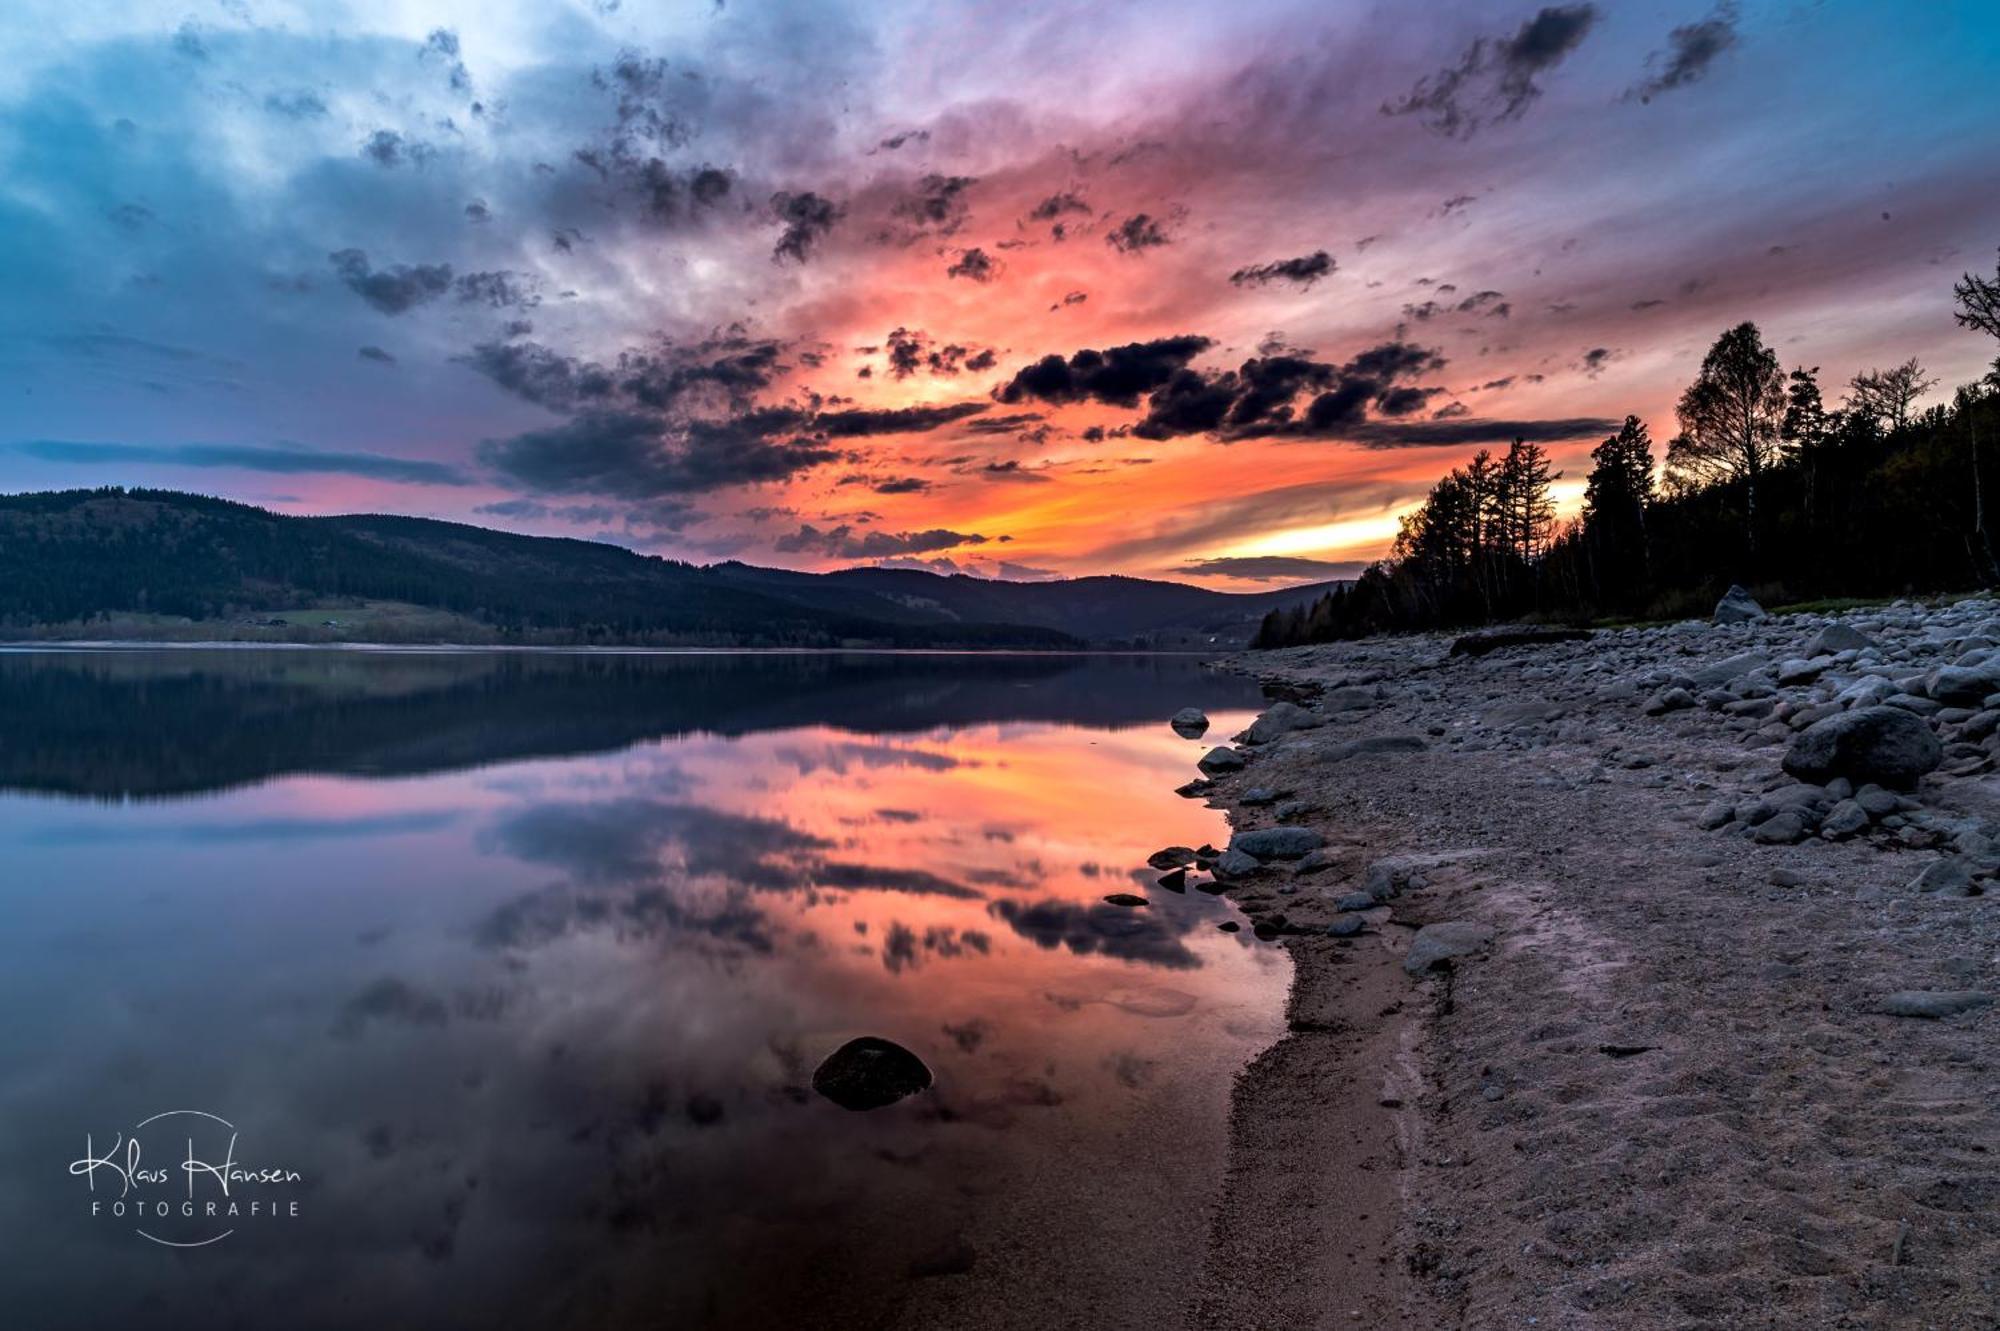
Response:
1782,706,1942,790
812,1037,934,1111
1169,707,1210,738
1240,700,1321,745
1713,585,1768,624
1197,746,1247,774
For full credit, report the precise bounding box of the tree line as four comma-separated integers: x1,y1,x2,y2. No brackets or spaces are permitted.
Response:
1255,252,2000,647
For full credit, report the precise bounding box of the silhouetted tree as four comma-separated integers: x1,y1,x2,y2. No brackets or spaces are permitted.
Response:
1845,358,1938,431
1667,321,1786,559
1582,416,1654,607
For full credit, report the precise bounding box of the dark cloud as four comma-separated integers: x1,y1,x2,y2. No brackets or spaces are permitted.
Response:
263,91,328,119
1382,4,1600,138
771,190,841,262
892,174,976,236
814,402,988,436
1336,416,1621,448
1579,346,1618,375
841,474,930,495
1027,191,1090,222
328,249,453,314
357,345,396,365
994,335,1214,408
1173,555,1362,581
776,523,989,559
1628,3,1740,102
453,269,540,310
1106,212,1171,253
361,130,430,168
882,328,997,379
15,439,468,484
945,247,997,282
462,333,787,414
876,129,930,151
1229,250,1334,288
479,410,840,498
979,459,1049,483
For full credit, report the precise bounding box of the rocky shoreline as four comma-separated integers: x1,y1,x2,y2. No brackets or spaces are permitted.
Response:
1178,595,1999,1328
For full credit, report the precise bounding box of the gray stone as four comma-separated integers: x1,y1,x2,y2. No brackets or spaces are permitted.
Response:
1777,658,1824,685
1926,661,2000,707
1325,916,1365,938
1274,799,1312,822
1806,623,1878,657
1782,706,1943,790
1198,746,1247,774
1403,921,1497,976
1645,687,1697,716
1170,707,1209,737
1241,700,1322,745
1751,811,1809,844
1231,827,1326,861
1319,685,1379,712
1820,799,1869,839
1211,848,1262,880
1855,784,1902,817
1323,734,1428,763
1238,787,1279,806
1696,798,1736,830
1875,990,1993,1019
1713,584,1768,624
1908,859,1973,895
1691,652,1774,688
1336,891,1376,912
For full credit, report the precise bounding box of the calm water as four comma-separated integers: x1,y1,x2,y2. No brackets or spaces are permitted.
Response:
0,649,1286,1329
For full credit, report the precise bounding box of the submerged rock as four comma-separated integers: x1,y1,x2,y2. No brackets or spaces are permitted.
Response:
1782,705,1942,789
1170,707,1210,738
812,1037,934,1111
1102,892,1150,908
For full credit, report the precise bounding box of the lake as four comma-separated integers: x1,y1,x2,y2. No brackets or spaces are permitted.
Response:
0,648,1287,1329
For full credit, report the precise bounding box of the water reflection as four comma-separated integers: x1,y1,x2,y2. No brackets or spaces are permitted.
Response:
0,650,1284,1329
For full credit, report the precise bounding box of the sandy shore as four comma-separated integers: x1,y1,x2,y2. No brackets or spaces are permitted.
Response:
1187,604,2000,1328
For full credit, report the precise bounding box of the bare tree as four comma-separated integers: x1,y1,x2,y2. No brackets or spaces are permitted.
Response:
1667,322,1786,556
1845,357,1938,430
1955,251,2000,584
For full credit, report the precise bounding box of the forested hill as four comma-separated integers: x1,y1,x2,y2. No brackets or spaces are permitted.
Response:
0,489,1335,648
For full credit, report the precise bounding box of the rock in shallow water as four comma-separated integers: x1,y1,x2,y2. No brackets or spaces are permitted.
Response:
812,1037,934,1111
1782,705,1942,790
1198,746,1246,774
1170,707,1209,737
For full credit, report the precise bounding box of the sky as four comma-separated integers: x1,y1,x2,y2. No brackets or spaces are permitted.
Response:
2,0,1997,587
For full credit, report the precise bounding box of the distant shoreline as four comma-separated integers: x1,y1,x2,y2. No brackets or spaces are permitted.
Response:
0,639,1223,657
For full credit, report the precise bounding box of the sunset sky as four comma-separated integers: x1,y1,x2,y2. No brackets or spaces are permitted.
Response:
3,1,1997,586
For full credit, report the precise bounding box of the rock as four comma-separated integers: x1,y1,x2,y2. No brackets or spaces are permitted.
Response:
1820,799,1869,839
1169,707,1210,737
1926,662,2000,706
1156,868,1188,892
1197,746,1247,774
1323,734,1428,763
1403,921,1496,976
1696,798,1737,830
1336,891,1376,912
1782,705,1943,790
1449,627,1591,657
1274,799,1312,822
1238,787,1279,806
1147,846,1197,869
1293,847,1339,874
1855,784,1902,817
1875,991,1993,1019
1777,658,1824,686
1645,687,1697,716
1326,916,1365,938
1211,848,1262,880
1230,827,1326,861
1216,920,1240,933
1102,892,1150,907
1750,810,1809,845
812,1037,934,1111
1174,779,1214,799
1690,652,1774,688
1241,700,1322,745
1713,584,1768,624
1319,685,1379,712
1908,859,1973,895
1806,622,1878,657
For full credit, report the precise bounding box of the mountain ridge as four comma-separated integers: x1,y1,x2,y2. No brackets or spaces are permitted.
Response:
0,488,1342,648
